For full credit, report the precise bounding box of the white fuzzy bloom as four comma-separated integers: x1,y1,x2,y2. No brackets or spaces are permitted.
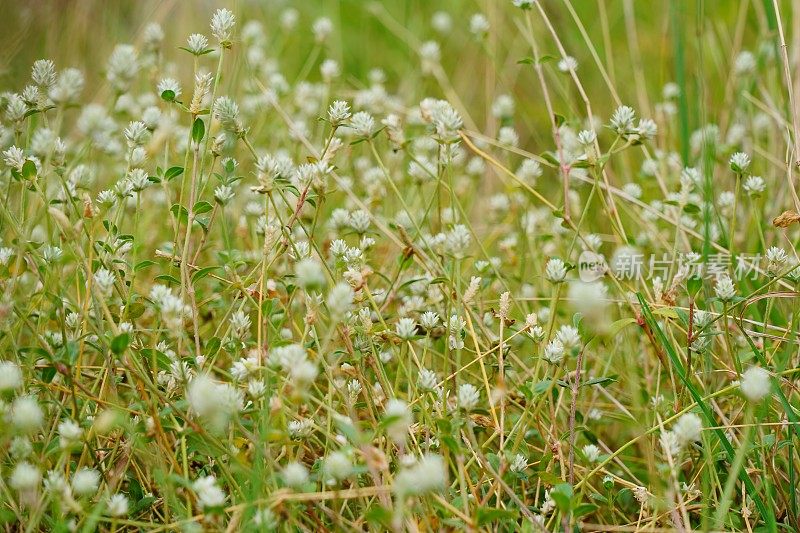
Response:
672,413,703,446
210,9,236,43
384,399,412,443
71,468,100,496
510,453,528,472
282,462,309,488
543,339,565,364
740,366,771,402
610,106,636,134
313,17,334,42
457,383,480,411
714,274,736,302
0,361,22,390
546,258,567,282
10,462,40,491
349,111,375,138
193,475,227,508
186,33,209,55
295,259,326,290
324,451,353,481
396,317,417,340
558,56,578,73
393,454,447,495
58,419,83,448
157,78,182,100
743,175,765,195
12,396,44,433
328,100,351,125
418,368,439,391
582,444,601,462
729,152,750,173
106,493,129,516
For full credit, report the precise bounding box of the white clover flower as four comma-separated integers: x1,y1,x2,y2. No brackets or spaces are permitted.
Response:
12,396,44,433
294,258,326,290
320,59,340,81
577,129,596,146
512,0,535,9
349,111,375,138
419,41,441,70
469,13,490,37
210,8,236,44
396,317,417,340
106,494,129,516
0,361,22,390
327,283,354,320
457,383,480,411
492,94,515,119
324,451,353,481
509,453,528,472
106,44,139,92
546,258,568,283
740,366,771,402
498,126,519,147
186,33,209,55
582,444,601,462
384,399,412,443
543,338,565,364
714,274,736,302
71,468,100,496
10,462,40,491
729,152,750,173
610,105,636,134
194,475,226,508
734,51,756,74
418,368,439,391
313,17,334,42
518,158,542,183
282,462,309,488
58,419,83,448
393,454,447,495
328,100,351,125
673,413,703,446
558,56,578,72
214,184,234,205
31,59,56,88
743,175,765,195
213,96,243,135
157,78,181,100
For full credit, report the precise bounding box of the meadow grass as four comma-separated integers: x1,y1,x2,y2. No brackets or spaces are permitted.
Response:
0,1,799,531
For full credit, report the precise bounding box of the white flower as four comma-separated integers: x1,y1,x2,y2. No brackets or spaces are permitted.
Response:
469,14,490,37
546,258,567,282
10,462,40,491
673,413,703,446
313,17,334,42
186,33,209,55
743,175,765,195
282,462,309,488
734,51,756,74
324,451,353,481
193,475,226,508
729,152,750,173
349,111,375,138
558,56,578,72
418,368,439,391
210,8,236,44
12,396,44,433
384,399,412,443
509,453,528,472
393,454,447,495
294,259,326,290
610,106,636,134
582,444,601,462
71,468,100,496
58,419,83,448
0,361,22,390
157,78,181,100
328,100,351,125
457,383,480,411
543,339,565,364
714,274,736,302
396,317,417,340
740,366,771,402
106,494,129,516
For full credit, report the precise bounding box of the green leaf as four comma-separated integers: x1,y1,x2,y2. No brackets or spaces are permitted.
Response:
517,57,534,65
134,260,156,272
192,118,205,144
111,333,130,355
554,113,566,127
476,507,519,525
22,160,37,179
205,337,222,356
160,89,175,102
573,503,598,519
170,204,189,225
191,266,219,283
550,483,573,513
164,166,184,181
193,201,213,215
154,274,180,285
